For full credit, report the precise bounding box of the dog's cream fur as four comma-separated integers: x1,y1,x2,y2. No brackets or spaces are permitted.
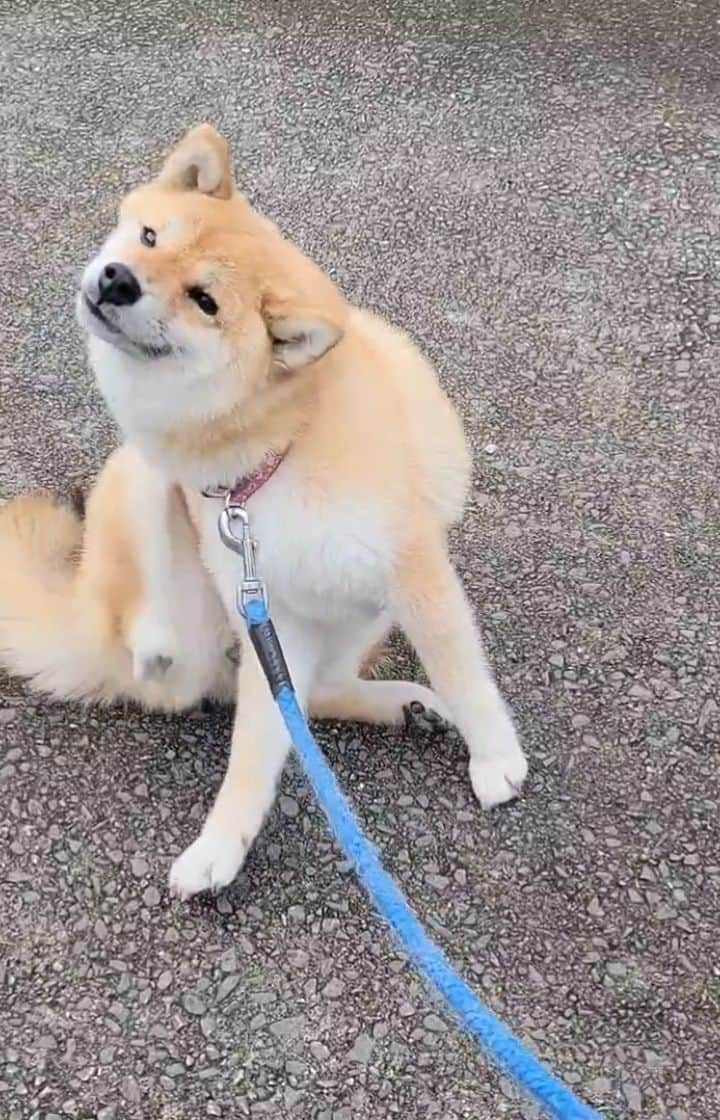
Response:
0,448,236,710
0,126,527,898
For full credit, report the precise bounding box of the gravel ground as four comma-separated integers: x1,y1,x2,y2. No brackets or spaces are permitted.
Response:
1,1,719,1118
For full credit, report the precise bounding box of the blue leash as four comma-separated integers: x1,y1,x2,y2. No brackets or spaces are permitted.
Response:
243,599,600,1120
216,500,600,1120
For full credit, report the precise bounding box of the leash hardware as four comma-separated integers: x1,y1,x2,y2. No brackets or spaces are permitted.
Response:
218,501,268,615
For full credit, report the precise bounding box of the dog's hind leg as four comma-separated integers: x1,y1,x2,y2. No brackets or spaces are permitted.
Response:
309,613,450,726
309,678,451,726
391,531,527,808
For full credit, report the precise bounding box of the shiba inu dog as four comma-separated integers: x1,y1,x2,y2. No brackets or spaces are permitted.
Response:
0,125,527,898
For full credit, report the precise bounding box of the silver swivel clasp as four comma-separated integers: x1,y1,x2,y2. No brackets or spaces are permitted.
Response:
218,499,268,614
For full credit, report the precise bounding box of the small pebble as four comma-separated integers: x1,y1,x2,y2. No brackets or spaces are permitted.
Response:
586,1077,612,1099
622,1082,642,1113
216,974,241,1002
182,993,207,1017
280,795,299,817
270,1015,305,1040
587,895,604,918
120,1076,141,1103
219,948,237,973
348,1033,373,1063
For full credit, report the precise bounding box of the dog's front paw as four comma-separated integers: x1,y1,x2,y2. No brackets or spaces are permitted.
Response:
136,652,174,681
469,713,527,809
169,830,248,900
131,616,180,683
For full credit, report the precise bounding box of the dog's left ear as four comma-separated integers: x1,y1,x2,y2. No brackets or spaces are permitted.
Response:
156,124,234,200
263,297,345,372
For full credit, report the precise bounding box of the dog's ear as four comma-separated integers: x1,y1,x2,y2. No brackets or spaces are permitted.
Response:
156,125,234,200
262,294,345,372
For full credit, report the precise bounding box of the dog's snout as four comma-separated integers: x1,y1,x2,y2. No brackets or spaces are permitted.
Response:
98,262,141,307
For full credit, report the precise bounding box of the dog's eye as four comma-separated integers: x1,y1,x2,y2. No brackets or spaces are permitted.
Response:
188,287,218,317
141,226,157,248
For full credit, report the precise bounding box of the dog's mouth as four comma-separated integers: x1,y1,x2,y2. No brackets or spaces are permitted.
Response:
84,294,121,334
81,293,172,359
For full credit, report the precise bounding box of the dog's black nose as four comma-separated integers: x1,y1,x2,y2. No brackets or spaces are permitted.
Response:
98,262,141,306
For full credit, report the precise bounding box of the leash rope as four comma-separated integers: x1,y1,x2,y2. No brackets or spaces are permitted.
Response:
215,493,601,1120
244,602,600,1120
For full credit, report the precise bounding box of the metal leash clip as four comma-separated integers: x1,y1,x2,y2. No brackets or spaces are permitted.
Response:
217,499,268,615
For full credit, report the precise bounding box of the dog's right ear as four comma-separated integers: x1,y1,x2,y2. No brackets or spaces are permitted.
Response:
156,125,234,200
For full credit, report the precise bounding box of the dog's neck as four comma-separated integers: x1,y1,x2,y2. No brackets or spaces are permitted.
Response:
90,336,314,490
161,385,312,490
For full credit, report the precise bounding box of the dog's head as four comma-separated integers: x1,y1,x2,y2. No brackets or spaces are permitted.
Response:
77,125,347,424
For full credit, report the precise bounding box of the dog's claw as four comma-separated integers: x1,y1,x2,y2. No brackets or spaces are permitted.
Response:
505,777,523,799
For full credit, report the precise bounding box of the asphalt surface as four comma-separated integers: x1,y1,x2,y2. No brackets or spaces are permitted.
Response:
1,1,719,1118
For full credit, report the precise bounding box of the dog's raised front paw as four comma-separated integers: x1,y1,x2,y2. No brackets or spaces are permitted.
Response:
169,830,248,900
131,615,180,683
137,652,174,681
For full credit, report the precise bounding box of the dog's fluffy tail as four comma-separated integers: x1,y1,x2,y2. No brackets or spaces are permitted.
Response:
0,493,120,702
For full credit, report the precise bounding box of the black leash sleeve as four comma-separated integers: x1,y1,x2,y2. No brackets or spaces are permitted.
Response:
248,617,293,698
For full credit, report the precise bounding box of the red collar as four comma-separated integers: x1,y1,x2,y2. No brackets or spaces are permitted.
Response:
202,449,287,506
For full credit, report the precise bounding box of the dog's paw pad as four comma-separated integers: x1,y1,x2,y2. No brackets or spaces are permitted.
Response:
404,700,448,733
404,700,425,726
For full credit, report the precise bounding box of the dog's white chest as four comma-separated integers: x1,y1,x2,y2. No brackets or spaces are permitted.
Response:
195,473,392,627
